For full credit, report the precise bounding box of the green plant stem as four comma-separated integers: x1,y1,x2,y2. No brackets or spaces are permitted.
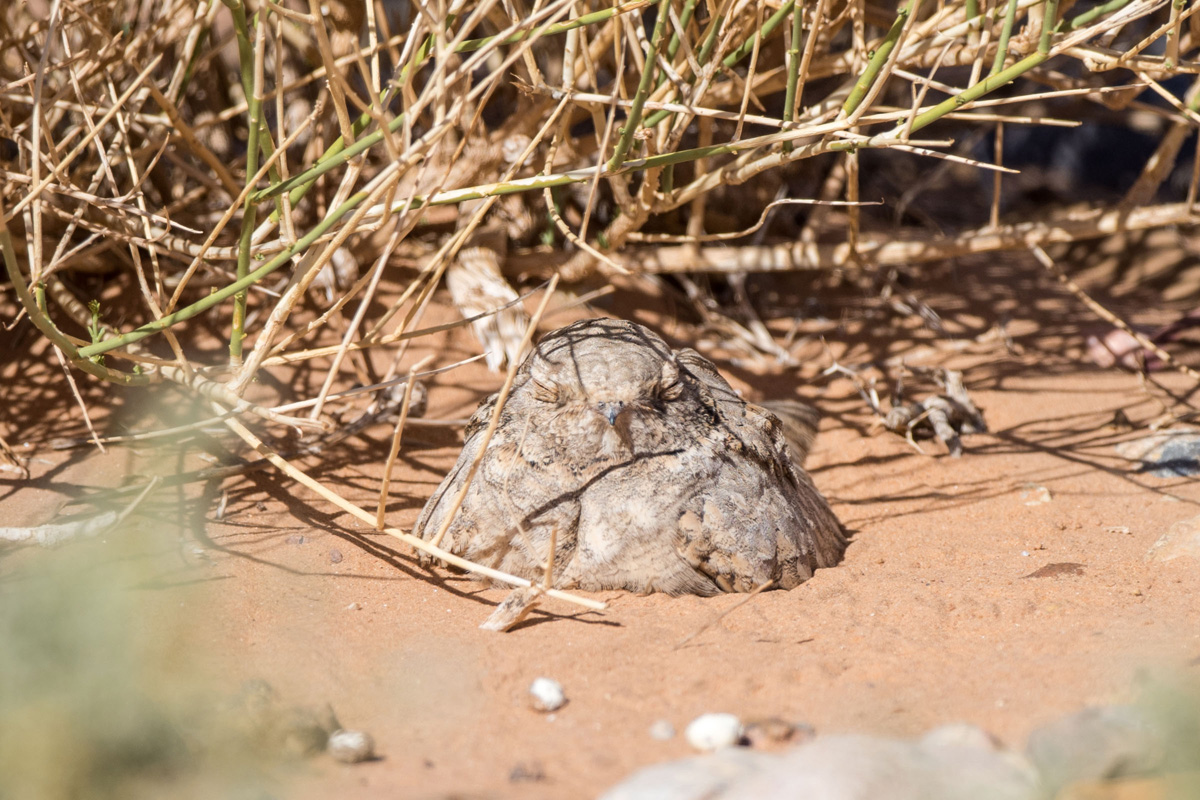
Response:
1,223,150,385
230,15,265,363
606,0,672,172
842,2,911,116
966,0,980,20
645,10,726,130
697,11,725,64
643,1,793,129
261,4,642,210
78,191,374,360
80,122,892,359
221,0,278,171
782,0,805,153
990,0,1021,75
1063,0,1133,30
222,0,255,102
906,50,1047,135
664,0,698,66
1166,0,1187,68
721,0,795,68
257,109,409,203
1039,0,1061,54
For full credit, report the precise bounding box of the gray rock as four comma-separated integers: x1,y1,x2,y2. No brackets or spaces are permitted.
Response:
919,722,1003,752
1146,514,1200,563
600,730,1042,800
1116,430,1200,478
719,734,1041,800
1026,705,1164,795
599,749,776,800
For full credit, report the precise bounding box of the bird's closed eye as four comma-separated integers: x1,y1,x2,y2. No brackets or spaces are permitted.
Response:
532,378,560,403
658,359,683,401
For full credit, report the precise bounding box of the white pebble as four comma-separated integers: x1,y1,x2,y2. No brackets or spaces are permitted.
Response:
529,677,566,712
686,713,743,751
327,729,375,763
649,720,676,741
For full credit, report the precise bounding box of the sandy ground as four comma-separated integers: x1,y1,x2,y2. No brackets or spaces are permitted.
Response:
3,252,1200,798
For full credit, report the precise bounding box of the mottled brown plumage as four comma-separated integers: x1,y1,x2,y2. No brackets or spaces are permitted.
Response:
414,318,845,595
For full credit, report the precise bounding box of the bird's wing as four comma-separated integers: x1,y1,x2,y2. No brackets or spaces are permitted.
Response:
412,391,498,540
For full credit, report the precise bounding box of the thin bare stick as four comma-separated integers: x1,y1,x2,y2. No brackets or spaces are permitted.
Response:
675,579,776,648
376,355,434,530
1031,246,1200,383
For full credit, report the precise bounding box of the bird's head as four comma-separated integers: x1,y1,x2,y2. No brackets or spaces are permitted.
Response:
526,319,685,429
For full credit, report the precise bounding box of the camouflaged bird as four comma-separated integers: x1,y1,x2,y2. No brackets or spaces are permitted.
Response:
414,318,846,596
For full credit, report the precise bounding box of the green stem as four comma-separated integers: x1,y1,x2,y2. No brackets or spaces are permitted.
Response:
663,0,698,68
2,224,150,385
1063,0,1133,30
721,0,796,67
643,1,794,129
1039,0,1061,54
257,109,409,203
262,4,641,211
644,11,726,127
606,0,672,172
907,50,1048,135
1165,0,1187,69
230,17,264,363
697,12,725,63
78,191,373,360
78,119,911,358
782,0,805,153
221,0,278,168
989,0,1020,75
842,0,917,117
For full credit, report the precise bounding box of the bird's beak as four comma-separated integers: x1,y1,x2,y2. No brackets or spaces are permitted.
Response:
596,401,625,426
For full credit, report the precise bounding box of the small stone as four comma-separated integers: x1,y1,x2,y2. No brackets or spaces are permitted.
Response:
286,534,307,545
685,713,743,752
529,678,565,712
327,729,375,763
1146,514,1200,563
920,723,1002,751
329,549,343,564
743,718,812,747
255,501,268,512
649,720,676,741
346,602,360,610
1018,483,1052,505
1022,562,1085,579
1116,430,1200,478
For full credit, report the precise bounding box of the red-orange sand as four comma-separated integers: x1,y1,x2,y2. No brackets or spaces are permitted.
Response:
3,258,1199,799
